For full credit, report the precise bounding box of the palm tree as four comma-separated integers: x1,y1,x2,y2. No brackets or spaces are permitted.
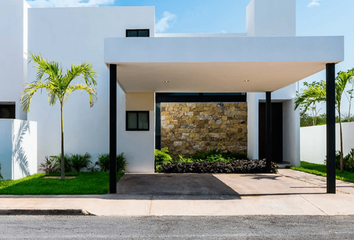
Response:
21,53,97,180
295,68,354,172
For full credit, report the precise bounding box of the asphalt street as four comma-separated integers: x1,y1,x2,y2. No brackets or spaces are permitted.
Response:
1,216,354,239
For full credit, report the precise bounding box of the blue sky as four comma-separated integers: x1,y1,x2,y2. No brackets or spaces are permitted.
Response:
26,0,354,114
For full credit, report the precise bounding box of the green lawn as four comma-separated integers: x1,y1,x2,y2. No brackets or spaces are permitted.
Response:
291,161,354,183
0,172,124,195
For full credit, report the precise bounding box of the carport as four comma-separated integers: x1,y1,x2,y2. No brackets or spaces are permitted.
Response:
105,36,344,194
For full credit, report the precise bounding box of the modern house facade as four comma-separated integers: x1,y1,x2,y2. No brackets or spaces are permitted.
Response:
0,0,344,179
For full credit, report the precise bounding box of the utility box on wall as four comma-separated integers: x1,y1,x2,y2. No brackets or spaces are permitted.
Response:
0,120,37,180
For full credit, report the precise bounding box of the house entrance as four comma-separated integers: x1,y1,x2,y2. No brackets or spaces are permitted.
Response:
258,102,283,163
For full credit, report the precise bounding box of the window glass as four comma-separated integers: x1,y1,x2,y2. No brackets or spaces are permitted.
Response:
127,112,138,130
0,103,15,119
138,30,149,37
138,112,149,130
126,29,149,37
126,30,138,37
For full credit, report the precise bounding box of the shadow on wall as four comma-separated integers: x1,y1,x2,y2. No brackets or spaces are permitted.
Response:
12,121,30,177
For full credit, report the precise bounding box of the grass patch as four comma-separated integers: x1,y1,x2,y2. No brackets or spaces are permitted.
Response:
291,161,354,183
0,172,124,195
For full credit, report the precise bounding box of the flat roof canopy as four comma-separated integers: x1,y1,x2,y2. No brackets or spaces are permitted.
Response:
104,36,344,93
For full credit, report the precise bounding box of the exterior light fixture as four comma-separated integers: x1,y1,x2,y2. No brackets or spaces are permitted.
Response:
165,81,169,83
244,80,250,83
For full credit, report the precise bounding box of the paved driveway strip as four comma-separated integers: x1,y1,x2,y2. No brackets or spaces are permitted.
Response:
0,170,354,216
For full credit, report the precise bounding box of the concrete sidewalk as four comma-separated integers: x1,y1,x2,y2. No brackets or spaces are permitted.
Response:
0,169,354,216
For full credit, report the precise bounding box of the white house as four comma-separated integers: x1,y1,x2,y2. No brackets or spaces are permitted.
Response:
0,0,344,183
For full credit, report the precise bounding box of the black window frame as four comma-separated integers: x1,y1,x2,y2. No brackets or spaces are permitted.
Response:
126,29,150,38
126,111,150,131
0,102,16,119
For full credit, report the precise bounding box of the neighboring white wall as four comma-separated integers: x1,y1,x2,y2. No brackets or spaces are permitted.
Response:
0,0,30,120
247,0,296,37
0,119,37,180
26,6,155,168
301,122,354,165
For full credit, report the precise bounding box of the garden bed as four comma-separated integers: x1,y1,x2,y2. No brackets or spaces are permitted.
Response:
155,148,278,174
160,160,278,174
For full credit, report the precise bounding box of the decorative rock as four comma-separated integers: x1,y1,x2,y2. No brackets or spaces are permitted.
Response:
174,141,183,147
161,102,247,156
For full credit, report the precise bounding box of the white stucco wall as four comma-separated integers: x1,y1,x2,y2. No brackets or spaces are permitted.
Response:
117,86,155,173
283,99,300,166
247,0,296,37
0,0,29,120
0,119,37,180
300,122,354,165
26,6,155,169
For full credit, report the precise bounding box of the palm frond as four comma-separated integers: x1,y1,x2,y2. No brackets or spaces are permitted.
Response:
62,62,97,89
21,81,49,112
65,84,98,107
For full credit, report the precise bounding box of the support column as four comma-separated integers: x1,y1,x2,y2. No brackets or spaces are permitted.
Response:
109,64,117,194
326,63,336,194
266,92,272,173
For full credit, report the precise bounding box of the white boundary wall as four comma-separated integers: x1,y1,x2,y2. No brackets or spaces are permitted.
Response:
0,119,37,180
300,122,354,164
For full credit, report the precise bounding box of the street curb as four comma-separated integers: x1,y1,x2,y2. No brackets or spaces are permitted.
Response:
0,209,94,216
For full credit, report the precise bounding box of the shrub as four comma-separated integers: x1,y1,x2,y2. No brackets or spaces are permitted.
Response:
325,150,354,173
70,153,91,172
155,148,173,165
191,147,248,161
39,156,60,173
117,153,127,173
52,154,72,172
96,153,127,173
160,160,278,174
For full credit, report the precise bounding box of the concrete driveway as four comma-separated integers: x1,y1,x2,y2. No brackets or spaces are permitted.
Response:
116,172,327,199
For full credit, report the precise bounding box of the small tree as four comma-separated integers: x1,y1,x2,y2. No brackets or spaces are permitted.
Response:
21,53,97,180
295,68,354,173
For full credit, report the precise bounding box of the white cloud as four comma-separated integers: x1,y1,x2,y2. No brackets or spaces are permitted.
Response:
308,0,321,8
155,11,176,33
26,0,114,8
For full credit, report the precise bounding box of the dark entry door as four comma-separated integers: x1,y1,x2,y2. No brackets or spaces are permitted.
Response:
259,102,283,163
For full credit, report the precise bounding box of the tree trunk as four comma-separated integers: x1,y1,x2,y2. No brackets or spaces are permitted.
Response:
348,100,351,122
339,108,344,173
60,103,65,180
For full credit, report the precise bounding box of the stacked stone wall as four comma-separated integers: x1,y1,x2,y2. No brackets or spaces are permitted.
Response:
161,102,247,156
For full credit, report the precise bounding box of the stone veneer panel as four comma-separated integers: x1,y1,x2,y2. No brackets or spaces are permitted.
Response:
161,103,247,156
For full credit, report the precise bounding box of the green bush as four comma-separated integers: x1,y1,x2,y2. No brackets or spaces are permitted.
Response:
52,154,72,172
155,148,172,165
96,153,127,173
325,150,354,173
39,156,60,173
154,147,249,172
70,153,91,172
191,147,248,161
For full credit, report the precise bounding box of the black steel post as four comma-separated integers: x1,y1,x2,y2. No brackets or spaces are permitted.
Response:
109,64,117,194
266,92,272,173
326,63,336,194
